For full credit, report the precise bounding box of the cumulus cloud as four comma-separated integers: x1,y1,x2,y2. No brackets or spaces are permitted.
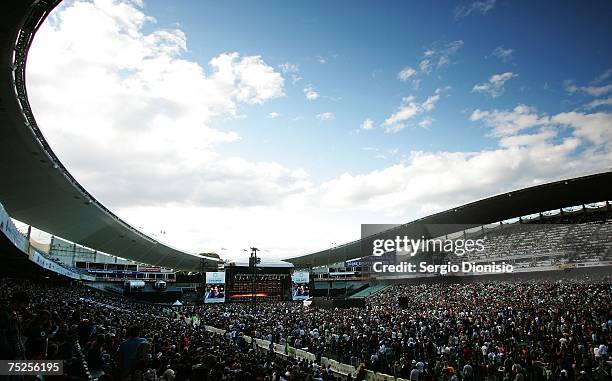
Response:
267,112,281,118
470,104,547,137
28,0,294,212
382,90,444,133
312,141,596,215
24,0,612,259
209,53,285,105
498,128,557,148
472,72,517,98
471,104,612,149
310,103,611,216
304,84,319,100
551,111,612,147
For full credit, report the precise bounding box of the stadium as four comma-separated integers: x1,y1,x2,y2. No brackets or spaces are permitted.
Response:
0,1,611,381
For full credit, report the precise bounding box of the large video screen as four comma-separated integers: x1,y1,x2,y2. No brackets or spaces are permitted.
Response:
204,272,226,304
291,271,310,300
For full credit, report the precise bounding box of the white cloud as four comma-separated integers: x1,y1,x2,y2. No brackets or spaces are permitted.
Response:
28,1,298,212
419,59,432,74
279,62,298,73
24,0,612,260
498,128,557,148
383,96,420,133
312,115,610,216
455,0,497,20
470,104,547,137
418,117,433,129
435,86,452,94
422,94,440,111
564,80,580,94
267,112,281,119
361,118,374,130
398,66,417,81
316,112,335,121
404,41,464,79
565,69,612,97
594,68,612,84
436,40,464,68
551,111,612,146
420,40,464,73
383,90,442,133
209,52,285,105
472,72,517,98
581,84,612,97
279,62,302,84
471,104,612,148
491,46,514,62
304,85,319,100
584,97,612,109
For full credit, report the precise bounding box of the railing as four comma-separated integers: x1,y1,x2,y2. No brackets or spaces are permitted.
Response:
202,325,409,381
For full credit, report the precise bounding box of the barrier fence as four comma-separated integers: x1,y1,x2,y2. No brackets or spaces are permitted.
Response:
203,325,408,381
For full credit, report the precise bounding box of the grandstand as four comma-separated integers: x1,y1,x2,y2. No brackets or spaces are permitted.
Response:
0,1,610,380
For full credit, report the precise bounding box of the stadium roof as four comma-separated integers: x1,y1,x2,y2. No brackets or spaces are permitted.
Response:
0,0,219,271
286,170,612,268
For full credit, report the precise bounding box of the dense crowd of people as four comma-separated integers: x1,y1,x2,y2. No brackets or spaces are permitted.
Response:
0,278,342,381
194,281,612,380
0,276,610,380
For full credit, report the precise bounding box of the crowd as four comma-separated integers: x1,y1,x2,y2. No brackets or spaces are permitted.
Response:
0,276,610,381
0,277,343,381
193,281,612,380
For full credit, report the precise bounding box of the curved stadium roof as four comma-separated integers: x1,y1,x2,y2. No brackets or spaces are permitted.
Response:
0,1,610,272
286,171,612,268
0,0,219,271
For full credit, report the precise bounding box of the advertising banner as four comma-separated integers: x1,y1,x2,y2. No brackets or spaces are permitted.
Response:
0,203,27,252
139,266,161,272
29,249,85,280
204,271,226,303
344,252,396,268
291,271,310,300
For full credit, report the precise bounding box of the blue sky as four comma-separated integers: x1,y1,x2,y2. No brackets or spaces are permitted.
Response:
136,0,612,179
24,0,612,259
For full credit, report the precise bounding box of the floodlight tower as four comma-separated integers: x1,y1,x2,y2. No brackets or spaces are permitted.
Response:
249,247,260,305
198,258,207,303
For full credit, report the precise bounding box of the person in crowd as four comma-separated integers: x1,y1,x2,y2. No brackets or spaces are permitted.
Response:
0,276,610,380
0,290,29,360
116,325,147,379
